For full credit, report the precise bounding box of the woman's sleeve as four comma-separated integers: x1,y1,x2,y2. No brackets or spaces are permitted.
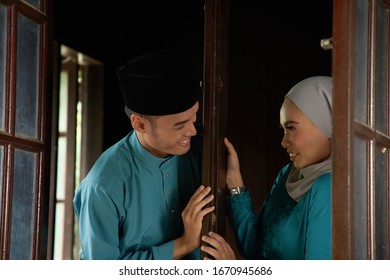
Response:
226,165,289,259
227,191,264,259
305,173,332,260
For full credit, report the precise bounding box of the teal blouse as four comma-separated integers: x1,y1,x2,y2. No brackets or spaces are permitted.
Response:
227,163,331,260
73,130,202,260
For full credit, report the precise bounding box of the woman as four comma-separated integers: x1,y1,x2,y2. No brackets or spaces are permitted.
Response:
201,76,332,260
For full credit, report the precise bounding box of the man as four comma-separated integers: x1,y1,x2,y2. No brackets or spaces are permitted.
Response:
73,51,214,260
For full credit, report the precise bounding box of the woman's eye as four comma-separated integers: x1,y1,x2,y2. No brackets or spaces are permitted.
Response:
286,126,295,131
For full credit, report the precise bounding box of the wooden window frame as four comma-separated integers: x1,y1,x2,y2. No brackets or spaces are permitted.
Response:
332,0,390,259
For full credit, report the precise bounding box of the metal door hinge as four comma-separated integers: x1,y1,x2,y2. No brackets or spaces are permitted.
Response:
321,37,333,50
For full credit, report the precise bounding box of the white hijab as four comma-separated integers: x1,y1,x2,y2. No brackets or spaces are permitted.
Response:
284,76,332,202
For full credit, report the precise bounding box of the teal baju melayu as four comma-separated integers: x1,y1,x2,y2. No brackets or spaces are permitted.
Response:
73,130,201,260
227,163,331,260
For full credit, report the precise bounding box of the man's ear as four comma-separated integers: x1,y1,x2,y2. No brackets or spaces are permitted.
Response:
130,114,146,132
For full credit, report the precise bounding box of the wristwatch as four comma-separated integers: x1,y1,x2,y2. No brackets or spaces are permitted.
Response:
229,185,246,196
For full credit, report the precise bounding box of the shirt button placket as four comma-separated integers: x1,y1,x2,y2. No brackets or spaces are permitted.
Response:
163,160,175,214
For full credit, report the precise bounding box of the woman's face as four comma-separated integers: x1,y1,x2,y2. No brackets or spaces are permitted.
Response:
280,98,331,169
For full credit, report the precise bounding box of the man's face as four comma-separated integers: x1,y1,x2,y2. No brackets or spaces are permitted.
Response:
138,102,199,157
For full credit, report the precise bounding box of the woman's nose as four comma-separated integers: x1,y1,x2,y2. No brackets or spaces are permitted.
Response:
281,133,289,149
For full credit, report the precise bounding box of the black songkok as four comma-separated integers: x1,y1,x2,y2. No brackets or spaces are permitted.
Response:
117,50,198,116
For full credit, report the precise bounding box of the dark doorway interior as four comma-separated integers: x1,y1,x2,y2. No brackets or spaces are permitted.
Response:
54,0,333,258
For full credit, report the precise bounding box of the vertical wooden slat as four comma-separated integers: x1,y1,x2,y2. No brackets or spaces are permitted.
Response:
62,60,77,260
201,0,230,259
332,0,356,259
0,1,11,260
36,0,54,259
47,42,60,260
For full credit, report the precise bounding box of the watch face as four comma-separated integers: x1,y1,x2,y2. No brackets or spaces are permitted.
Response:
230,188,239,195
230,186,246,196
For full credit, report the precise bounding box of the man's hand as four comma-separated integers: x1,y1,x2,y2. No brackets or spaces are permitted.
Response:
201,231,236,260
173,185,214,259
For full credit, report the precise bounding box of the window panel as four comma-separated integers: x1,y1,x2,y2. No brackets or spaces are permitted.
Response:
56,136,67,200
0,5,6,131
59,71,69,133
375,144,389,259
374,1,389,135
53,202,65,259
354,136,368,259
354,0,369,125
333,0,390,260
9,149,37,260
0,0,51,260
15,13,39,139
22,0,41,10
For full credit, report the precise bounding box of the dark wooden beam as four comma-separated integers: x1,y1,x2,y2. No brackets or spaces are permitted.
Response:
201,0,230,259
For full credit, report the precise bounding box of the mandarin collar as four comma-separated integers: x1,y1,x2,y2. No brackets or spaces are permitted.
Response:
129,131,173,168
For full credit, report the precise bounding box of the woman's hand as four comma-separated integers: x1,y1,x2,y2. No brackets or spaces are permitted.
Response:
201,231,236,260
224,137,244,188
